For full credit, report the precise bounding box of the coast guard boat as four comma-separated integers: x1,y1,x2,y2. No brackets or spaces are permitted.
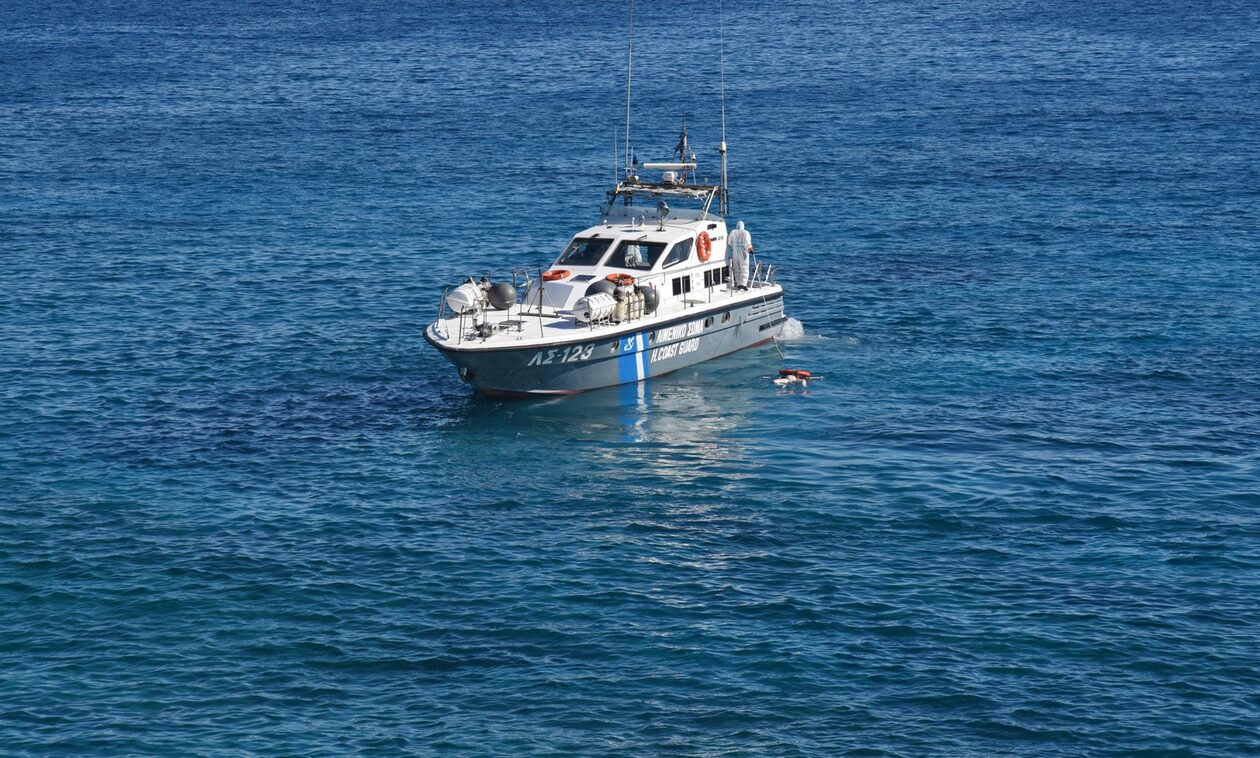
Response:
428,124,781,397
424,130,786,398
425,4,786,398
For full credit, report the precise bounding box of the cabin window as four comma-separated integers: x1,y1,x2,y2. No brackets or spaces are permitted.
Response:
557,237,613,267
722,312,731,323
610,240,668,271
661,239,693,269
671,276,692,297
703,317,714,328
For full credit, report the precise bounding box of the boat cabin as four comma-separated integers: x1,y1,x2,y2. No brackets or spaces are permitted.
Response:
522,220,729,314
521,178,733,315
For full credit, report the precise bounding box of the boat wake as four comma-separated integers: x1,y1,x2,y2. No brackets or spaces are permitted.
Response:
778,316,860,346
779,317,806,341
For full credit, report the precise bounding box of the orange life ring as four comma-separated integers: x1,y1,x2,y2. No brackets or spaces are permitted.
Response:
542,269,570,281
605,273,636,286
696,231,712,262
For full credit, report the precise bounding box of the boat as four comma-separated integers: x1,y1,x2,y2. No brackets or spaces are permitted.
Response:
424,7,787,398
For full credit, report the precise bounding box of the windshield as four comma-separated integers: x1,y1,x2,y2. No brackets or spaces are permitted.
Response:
556,237,612,267
609,240,668,271
661,238,693,269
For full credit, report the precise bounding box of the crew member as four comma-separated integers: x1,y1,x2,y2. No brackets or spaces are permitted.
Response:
728,220,753,290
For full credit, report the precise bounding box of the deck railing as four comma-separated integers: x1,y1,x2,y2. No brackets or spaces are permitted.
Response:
434,254,778,343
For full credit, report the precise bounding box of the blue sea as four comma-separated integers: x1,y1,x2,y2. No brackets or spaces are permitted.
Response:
3,0,1259,754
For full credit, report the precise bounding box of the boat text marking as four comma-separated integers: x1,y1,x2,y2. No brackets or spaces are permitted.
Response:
526,343,595,366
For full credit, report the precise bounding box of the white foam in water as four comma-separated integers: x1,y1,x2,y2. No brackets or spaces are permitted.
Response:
780,317,805,341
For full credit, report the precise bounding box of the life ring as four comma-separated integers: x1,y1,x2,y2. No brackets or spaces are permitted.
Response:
696,231,712,262
605,273,636,286
542,269,570,282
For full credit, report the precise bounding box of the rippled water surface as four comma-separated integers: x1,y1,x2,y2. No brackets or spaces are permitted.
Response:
3,0,1259,754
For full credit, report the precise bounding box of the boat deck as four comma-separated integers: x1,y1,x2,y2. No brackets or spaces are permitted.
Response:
429,280,782,351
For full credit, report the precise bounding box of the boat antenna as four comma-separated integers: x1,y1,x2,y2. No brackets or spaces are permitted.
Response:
624,0,634,177
675,115,691,183
718,0,729,215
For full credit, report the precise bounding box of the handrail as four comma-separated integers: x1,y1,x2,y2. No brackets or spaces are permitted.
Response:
431,252,778,339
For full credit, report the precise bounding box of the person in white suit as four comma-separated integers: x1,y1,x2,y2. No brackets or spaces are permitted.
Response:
727,220,753,290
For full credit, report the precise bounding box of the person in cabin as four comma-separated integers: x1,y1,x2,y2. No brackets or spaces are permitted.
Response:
728,220,753,290
624,242,647,268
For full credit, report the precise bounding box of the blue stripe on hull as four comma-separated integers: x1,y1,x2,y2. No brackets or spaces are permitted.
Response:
638,333,650,379
617,334,638,385
618,333,642,405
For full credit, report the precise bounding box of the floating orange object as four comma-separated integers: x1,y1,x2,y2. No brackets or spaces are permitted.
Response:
779,369,812,379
